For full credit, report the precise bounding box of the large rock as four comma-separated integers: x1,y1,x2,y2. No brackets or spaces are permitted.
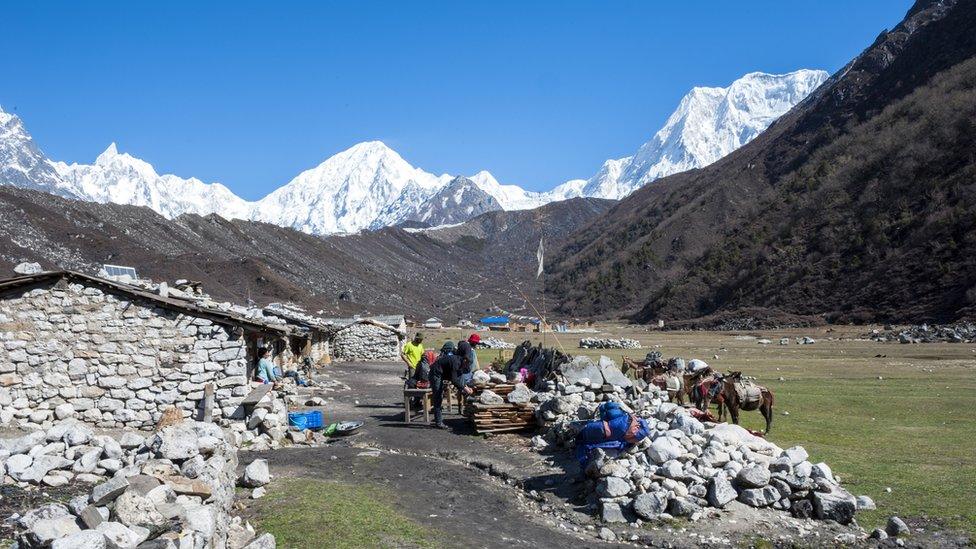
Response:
506,383,535,404
632,492,668,520
560,356,604,387
735,464,771,488
478,390,504,405
812,486,857,525
95,521,147,548
7,431,47,455
783,446,809,465
598,356,632,389
14,262,43,274
52,529,108,549
670,413,704,436
91,476,130,506
63,425,94,447
600,502,627,524
646,436,683,464
737,486,779,507
113,490,167,533
28,516,82,546
118,432,145,450
886,516,910,536
242,459,271,488
707,475,737,508
597,476,631,498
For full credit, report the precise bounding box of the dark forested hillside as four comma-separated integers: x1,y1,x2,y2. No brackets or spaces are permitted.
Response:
548,0,976,324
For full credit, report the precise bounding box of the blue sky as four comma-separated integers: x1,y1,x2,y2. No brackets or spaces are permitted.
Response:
2,1,912,199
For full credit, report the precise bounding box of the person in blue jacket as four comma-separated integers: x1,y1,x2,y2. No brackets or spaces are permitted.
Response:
255,347,279,384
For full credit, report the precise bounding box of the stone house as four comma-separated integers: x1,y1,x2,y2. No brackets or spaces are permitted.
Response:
262,303,333,366
0,271,292,429
331,319,405,362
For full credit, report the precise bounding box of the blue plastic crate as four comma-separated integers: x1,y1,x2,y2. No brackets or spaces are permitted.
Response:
288,410,323,430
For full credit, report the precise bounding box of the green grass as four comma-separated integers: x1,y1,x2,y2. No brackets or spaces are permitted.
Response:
461,325,976,535
252,478,440,549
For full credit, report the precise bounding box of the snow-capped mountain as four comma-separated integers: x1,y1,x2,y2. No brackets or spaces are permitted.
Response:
251,141,445,234
0,106,80,198
391,176,502,227
0,69,827,235
51,143,251,219
564,69,830,199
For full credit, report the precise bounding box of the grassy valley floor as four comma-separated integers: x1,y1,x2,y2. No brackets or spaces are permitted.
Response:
445,324,976,537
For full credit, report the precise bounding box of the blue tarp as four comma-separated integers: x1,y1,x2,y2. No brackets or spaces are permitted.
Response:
479,316,509,324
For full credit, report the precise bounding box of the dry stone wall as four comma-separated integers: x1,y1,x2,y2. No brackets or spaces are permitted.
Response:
0,282,253,430
332,323,402,361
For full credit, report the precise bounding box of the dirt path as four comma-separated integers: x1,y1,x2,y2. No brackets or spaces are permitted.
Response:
243,361,626,548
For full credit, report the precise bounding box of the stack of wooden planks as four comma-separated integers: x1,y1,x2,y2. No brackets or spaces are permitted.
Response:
465,383,537,434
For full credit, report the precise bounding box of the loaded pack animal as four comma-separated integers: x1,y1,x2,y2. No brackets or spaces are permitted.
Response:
622,355,694,404
719,371,775,433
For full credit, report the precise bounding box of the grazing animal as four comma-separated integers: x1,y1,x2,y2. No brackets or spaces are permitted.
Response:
719,371,774,433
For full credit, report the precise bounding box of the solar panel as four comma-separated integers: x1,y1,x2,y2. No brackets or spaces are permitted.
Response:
103,264,138,279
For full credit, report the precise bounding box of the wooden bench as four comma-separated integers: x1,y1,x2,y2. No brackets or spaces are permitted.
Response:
403,386,467,423
403,388,431,424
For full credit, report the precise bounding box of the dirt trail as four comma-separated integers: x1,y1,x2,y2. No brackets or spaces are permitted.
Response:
244,361,626,548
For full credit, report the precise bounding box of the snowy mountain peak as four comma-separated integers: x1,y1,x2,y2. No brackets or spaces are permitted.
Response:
0,68,828,235
96,142,120,164
572,69,829,200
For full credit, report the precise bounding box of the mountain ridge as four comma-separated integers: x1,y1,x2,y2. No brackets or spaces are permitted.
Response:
547,0,976,324
0,70,825,235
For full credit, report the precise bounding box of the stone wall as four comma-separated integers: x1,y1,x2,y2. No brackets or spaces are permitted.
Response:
332,322,402,362
0,282,254,430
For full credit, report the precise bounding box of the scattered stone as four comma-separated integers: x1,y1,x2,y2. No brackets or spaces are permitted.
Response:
632,492,667,520
242,459,271,488
598,527,616,541
886,516,910,537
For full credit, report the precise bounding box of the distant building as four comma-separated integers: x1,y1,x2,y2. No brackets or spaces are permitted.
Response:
480,315,511,331
423,317,443,329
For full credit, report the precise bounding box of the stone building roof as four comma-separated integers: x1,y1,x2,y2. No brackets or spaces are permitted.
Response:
0,270,291,336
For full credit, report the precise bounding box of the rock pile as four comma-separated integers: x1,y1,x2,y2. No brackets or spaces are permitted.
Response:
479,337,516,349
529,355,868,527
871,323,976,343
578,338,641,350
8,420,275,548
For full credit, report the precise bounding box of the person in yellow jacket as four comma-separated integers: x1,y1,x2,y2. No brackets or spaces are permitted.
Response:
400,332,425,377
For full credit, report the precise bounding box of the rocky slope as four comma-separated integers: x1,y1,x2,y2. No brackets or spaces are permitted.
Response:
0,184,612,320
548,0,976,324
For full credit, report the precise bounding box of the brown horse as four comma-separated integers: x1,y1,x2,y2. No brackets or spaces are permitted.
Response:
719,371,774,433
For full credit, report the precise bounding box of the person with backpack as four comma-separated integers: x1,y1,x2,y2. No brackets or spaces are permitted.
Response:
575,401,651,469
428,341,473,429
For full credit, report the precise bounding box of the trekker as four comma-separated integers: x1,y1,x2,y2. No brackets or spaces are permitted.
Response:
429,341,473,429
255,348,279,385
466,333,482,372
401,332,425,377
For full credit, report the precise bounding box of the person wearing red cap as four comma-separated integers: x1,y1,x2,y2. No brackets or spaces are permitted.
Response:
466,333,481,372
